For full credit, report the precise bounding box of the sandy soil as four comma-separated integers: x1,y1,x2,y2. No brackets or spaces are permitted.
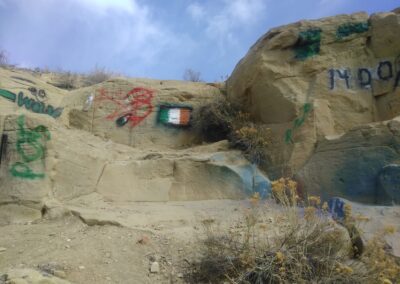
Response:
0,198,399,284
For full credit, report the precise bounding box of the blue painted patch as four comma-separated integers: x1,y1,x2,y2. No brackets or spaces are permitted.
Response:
328,197,345,220
378,164,400,203
210,153,271,198
334,147,399,203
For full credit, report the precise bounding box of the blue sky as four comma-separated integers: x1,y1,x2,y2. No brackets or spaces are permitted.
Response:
0,0,398,81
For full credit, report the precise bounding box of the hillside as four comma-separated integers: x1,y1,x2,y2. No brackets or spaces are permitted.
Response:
1,8,400,284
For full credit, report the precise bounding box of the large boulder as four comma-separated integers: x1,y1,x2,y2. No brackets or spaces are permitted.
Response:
227,10,400,175
296,118,400,204
226,9,400,203
378,164,400,203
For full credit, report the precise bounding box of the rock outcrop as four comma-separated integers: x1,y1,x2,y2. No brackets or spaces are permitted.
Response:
0,67,270,224
226,8,400,203
1,8,399,212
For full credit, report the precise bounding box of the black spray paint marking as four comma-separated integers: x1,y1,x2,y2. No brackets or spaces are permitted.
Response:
0,134,8,165
377,61,393,81
329,69,350,90
358,68,372,88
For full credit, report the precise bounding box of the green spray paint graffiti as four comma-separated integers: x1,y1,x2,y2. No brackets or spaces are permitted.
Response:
9,115,51,179
336,22,369,40
294,28,322,60
285,103,313,144
0,88,63,118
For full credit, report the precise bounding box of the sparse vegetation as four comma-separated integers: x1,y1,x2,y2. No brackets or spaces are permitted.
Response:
186,178,400,283
0,50,8,66
54,70,79,90
183,68,203,82
193,97,272,164
51,66,113,90
83,66,112,86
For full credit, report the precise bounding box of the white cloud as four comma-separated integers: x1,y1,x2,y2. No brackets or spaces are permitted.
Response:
188,0,267,52
187,2,206,22
70,0,138,14
0,0,187,77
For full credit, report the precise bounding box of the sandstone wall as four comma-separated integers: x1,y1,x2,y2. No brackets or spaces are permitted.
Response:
226,9,400,203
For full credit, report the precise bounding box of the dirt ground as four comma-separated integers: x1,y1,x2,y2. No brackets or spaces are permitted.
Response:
0,198,399,284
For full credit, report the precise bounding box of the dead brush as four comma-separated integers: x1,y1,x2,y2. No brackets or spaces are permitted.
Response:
186,178,400,284
83,66,112,86
193,98,272,164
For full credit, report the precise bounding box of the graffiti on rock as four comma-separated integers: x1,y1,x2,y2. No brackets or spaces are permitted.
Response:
28,87,48,102
294,28,322,60
0,89,16,102
0,134,8,165
336,22,369,40
157,104,192,127
10,115,51,179
285,103,313,144
329,59,400,90
0,88,63,118
95,87,154,128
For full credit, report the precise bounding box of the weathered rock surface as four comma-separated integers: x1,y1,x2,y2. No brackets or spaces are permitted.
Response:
0,67,270,224
226,9,400,203
297,118,400,203
1,8,400,214
1,268,73,284
378,164,400,203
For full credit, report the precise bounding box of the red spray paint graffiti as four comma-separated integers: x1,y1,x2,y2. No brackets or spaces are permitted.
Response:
95,87,154,127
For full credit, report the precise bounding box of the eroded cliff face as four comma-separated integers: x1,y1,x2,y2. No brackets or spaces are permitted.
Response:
226,8,400,203
0,67,270,222
0,8,399,216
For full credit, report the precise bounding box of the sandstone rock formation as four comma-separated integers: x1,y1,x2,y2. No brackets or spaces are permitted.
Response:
226,8,400,203
0,67,270,225
1,8,399,221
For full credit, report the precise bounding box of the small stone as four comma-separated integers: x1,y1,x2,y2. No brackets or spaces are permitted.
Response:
150,262,160,273
66,238,71,242
137,235,150,245
177,273,183,278
53,270,66,279
0,247,6,253
78,266,85,270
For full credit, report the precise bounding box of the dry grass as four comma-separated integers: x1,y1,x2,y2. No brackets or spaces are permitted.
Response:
83,66,112,86
183,68,203,82
185,178,400,284
51,66,113,90
193,98,272,164
0,50,8,66
54,70,79,90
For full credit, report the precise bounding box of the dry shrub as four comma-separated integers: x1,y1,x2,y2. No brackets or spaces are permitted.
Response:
0,50,8,66
183,68,203,82
193,98,272,164
186,178,400,284
53,71,78,90
83,66,112,86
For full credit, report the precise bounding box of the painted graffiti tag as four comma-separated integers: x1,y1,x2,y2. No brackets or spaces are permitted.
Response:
28,87,48,102
329,59,400,91
285,103,313,144
95,87,154,128
336,22,369,40
294,28,322,60
157,104,193,127
0,134,8,165
10,115,51,179
0,88,63,118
